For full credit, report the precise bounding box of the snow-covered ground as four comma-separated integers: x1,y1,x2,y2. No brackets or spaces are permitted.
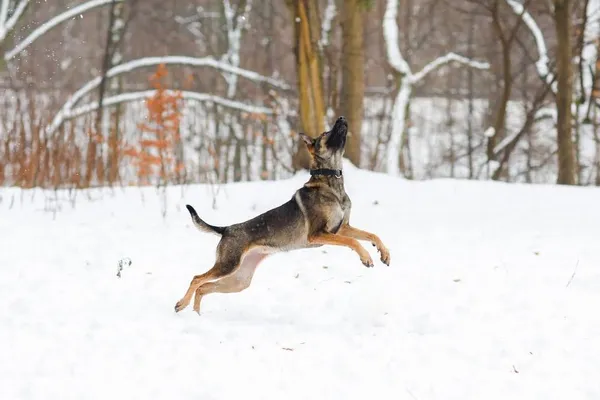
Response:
1,162,599,400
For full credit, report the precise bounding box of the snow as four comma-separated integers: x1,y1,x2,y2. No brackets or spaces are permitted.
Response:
4,0,119,61
67,90,274,122
0,0,9,37
49,55,290,134
383,0,411,76
0,0,29,43
387,80,412,175
319,0,336,50
1,162,599,399
493,129,521,155
382,0,489,176
504,0,555,91
580,0,600,113
410,53,489,84
221,0,253,98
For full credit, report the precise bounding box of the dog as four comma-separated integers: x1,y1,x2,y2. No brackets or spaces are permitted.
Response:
174,116,390,314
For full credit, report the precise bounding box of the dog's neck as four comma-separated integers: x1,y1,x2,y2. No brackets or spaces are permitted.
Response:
307,167,345,192
309,168,342,178
306,152,345,189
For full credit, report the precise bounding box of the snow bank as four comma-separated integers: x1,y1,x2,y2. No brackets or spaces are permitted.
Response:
1,168,599,399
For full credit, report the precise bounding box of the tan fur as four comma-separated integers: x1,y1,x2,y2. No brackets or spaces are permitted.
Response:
174,116,390,314
308,232,374,267
337,225,390,265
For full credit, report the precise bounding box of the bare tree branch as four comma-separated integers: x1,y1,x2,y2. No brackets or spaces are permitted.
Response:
410,52,489,83
4,0,121,61
58,90,274,128
0,0,29,43
49,55,291,134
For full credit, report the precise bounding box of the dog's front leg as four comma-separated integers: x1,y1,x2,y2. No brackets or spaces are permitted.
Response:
308,233,374,268
337,225,390,266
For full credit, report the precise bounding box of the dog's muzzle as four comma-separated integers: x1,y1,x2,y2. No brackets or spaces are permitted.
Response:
326,116,348,149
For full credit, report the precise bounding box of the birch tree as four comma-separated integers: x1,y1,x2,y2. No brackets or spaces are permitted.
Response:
383,0,490,177
176,0,265,182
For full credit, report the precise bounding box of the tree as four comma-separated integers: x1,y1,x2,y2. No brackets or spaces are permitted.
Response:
383,0,489,176
554,0,576,184
504,0,592,184
287,0,326,171
338,0,367,167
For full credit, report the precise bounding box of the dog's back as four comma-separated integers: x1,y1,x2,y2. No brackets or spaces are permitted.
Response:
224,195,309,251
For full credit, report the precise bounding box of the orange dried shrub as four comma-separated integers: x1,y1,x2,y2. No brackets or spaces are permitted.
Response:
123,64,186,186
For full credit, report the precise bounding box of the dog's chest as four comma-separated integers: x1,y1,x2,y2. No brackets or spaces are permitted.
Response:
340,192,352,217
327,191,351,233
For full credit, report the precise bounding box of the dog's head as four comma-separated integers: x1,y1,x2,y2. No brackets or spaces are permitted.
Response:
299,116,348,169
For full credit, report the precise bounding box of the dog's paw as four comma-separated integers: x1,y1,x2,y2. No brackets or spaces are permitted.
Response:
378,246,390,266
361,254,374,268
174,300,188,313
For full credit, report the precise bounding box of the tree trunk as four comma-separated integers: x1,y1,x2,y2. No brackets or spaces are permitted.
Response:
339,0,364,167
489,20,512,181
398,99,413,179
554,0,577,185
466,10,475,179
288,0,326,170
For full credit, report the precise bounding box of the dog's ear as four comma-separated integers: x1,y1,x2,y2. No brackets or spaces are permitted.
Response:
298,132,314,149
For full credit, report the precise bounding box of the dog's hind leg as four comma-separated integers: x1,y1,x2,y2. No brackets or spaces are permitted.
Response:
174,266,229,313
308,233,374,268
193,248,268,314
337,225,390,266
174,239,245,313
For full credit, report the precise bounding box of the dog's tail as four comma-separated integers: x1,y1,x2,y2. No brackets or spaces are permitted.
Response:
185,204,226,236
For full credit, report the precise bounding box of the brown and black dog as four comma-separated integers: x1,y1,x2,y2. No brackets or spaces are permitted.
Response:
174,116,390,314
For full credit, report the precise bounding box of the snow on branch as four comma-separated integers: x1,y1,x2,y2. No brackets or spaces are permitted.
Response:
0,1,9,34
410,52,490,83
383,0,411,76
4,0,120,61
504,0,555,91
49,55,291,134
221,0,253,98
382,0,489,176
534,107,557,122
319,0,336,50
492,130,521,156
56,90,274,129
0,0,29,42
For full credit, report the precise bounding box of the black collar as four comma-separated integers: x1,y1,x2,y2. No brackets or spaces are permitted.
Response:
310,168,343,178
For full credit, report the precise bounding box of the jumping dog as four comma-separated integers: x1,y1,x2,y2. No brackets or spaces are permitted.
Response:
174,116,390,314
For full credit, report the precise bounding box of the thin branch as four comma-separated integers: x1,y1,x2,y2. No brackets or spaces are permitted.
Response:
504,0,555,91
63,90,274,124
506,0,533,45
0,0,29,42
221,0,253,98
49,55,291,134
383,0,411,75
410,52,489,83
4,0,120,61
0,0,10,33
493,83,553,156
